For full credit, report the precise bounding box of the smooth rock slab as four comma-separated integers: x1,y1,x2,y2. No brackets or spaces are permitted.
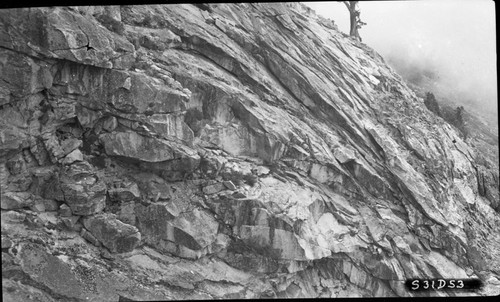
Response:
83,213,141,253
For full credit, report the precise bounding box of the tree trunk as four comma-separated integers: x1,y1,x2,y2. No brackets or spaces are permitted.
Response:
349,10,358,38
344,1,361,41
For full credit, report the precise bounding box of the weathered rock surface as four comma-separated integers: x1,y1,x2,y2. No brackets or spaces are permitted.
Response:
59,161,106,215
83,213,141,253
135,201,219,259
1,2,499,300
1,192,34,210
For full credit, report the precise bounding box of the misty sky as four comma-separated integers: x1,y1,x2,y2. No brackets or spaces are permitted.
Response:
304,0,497,114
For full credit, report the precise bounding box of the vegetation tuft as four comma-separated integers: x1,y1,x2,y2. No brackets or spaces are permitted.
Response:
424,92,441,117
424,91,469,140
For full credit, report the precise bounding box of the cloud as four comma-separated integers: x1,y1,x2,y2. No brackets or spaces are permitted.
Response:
304,0,497,114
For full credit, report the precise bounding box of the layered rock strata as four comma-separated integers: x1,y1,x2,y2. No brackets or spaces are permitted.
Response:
1,3,499,300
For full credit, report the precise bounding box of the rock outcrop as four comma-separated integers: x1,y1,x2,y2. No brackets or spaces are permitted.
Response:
1,3,499,300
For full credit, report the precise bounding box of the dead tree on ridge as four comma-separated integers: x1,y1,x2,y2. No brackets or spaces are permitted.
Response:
343,1,366,42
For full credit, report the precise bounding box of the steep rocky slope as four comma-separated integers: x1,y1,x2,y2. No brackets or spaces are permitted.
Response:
409,83,499,177
1,3,499,300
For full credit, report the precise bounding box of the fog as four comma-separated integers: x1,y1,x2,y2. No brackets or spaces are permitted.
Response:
304,0,497,118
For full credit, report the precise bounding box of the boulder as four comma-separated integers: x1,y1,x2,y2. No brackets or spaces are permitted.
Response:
59,161,106,216
83,213,141,253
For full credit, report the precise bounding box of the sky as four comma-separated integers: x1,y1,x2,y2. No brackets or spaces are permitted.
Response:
304,0,497,116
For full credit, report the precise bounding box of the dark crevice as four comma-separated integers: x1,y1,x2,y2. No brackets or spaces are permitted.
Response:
50,43,94,52
363,129,387,161
75,17,95,51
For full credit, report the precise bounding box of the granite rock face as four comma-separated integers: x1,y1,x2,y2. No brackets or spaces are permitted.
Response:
1,3,499,300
